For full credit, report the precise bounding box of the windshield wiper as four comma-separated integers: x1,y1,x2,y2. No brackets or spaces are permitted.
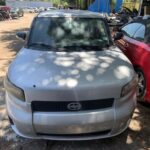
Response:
28,43,54,49
62,45,109,50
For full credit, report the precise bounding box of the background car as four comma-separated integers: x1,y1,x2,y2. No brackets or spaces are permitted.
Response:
47,7,57,11
22,7,31,13
10,8,24,18
0,6,10,12
0,10,10,20
23,7,36,13
33,7,39,13
38,7,45,12
115,16,150,103
0,6,11,20
28,7,37,13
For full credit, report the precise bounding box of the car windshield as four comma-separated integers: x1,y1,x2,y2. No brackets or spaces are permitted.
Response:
28,17,110,51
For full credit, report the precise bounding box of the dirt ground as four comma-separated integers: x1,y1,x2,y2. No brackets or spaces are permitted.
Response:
0,14,150,150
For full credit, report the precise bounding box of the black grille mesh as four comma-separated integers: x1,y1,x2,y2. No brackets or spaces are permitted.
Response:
31,98,114,112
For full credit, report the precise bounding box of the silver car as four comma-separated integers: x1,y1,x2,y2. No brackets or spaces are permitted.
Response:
4,10,137,140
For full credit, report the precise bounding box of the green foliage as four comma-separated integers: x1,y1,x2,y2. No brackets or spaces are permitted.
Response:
50,0,94,9
0,0,6,6
51,0,72,7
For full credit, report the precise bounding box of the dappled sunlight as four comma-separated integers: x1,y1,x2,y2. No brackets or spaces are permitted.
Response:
96,68,106,75
58,78,78,88
100,62,110,68
86,74,94,81
0,14,49,149
114,66,131,79
7,45,136,103
129,118,142,132
31,16,109,48
0,13,150,150
0,108,17,142
69,69,79,75
12,48,134,91
42,78,53,86
54,57,75,67
126,134,133,144
129,108,142,132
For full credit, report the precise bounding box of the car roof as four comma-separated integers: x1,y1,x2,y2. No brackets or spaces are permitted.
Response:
37,9,104,18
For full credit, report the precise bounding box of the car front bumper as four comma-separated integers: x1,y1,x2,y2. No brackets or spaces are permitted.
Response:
6,90,136,140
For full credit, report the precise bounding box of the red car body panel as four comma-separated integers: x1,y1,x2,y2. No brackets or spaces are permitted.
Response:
0,6,10,12
116,35,150,103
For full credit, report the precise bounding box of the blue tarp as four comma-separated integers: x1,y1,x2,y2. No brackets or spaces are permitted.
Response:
115,0,123,12
88,0,123,13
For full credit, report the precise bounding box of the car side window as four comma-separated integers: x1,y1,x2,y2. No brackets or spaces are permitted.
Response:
121,23,142,38
133,25,146,42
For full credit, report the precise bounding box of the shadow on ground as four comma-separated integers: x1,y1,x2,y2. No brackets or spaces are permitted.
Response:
0,28,29,52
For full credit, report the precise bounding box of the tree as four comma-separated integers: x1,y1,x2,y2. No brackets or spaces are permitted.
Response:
50,0,94,9
0,0,6,6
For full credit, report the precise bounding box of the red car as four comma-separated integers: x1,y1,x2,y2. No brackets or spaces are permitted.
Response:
115,16,150,103
0,6,10,12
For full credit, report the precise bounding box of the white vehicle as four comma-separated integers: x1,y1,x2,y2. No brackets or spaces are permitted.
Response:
5,10,137,140
39,7,45,12
47,7,57,11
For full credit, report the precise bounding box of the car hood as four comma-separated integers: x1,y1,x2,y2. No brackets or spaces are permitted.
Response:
8,47,134,101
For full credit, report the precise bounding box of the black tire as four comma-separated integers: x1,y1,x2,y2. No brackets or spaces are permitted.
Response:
135,68,146,101
0,13,4,21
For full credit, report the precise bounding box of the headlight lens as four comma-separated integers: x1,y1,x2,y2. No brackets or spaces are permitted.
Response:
121,75,138,97
4,76,25,101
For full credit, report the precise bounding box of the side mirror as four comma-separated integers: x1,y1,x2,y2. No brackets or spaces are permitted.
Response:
113,32,123,41
16,31,27,41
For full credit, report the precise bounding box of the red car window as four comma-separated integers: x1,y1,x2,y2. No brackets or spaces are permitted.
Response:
122,23,142,38
133,25,146,42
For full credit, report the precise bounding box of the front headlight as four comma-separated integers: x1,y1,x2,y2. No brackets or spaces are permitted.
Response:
4,76,25,101
121,75,138,97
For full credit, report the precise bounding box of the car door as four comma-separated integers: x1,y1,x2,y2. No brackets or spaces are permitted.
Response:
116,22,145,66
130,24,147,65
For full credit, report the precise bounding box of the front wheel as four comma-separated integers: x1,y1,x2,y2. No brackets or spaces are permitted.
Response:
135,68,146,101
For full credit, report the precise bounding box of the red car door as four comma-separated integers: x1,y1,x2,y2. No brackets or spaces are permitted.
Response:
116,22,145,65
116,22,150,102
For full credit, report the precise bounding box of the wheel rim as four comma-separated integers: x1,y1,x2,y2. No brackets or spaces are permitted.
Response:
136,71,145,98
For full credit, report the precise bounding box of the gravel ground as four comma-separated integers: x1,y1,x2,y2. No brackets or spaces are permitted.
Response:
0,14,150,150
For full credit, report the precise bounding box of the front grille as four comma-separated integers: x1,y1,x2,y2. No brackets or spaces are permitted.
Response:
31,98,114,112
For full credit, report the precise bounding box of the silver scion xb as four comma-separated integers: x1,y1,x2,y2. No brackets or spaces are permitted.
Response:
4,10,137,140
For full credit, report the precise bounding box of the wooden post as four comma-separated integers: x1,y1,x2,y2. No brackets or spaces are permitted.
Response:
138,0,143,15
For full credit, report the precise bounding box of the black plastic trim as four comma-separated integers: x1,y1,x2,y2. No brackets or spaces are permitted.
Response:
31,98,114,112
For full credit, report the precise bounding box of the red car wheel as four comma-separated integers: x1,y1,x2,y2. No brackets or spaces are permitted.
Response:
135,68,146,101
